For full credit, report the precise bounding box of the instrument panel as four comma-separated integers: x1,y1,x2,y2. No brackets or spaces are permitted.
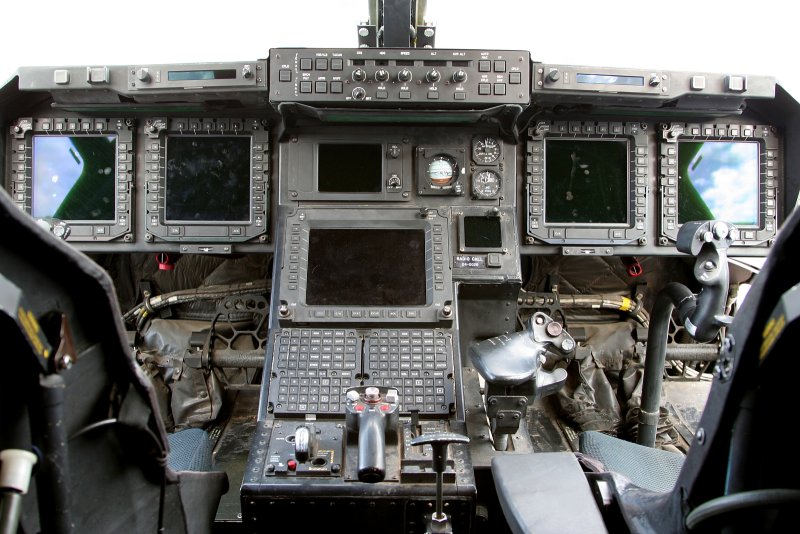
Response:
4,51,783,259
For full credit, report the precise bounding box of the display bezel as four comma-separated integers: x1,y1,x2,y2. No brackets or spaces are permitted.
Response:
143,117,269,243
278,208,453,324
526,121,647,246
280,135,409,202
8,117,134,242
658,123,780,247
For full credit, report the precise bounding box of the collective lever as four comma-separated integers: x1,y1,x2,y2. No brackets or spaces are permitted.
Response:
409,432,470,534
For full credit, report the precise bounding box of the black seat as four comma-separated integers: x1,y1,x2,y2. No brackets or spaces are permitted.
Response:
0,189,227,533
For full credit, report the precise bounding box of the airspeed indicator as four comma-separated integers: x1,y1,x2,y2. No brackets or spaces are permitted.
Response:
472,169,501,199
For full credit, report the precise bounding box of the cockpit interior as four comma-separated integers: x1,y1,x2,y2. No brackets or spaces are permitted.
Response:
2,1,800,533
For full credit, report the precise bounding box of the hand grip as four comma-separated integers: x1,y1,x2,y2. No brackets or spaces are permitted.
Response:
344,386,399,483
357,409,388,482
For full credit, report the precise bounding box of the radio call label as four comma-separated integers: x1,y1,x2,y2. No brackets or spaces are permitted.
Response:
454,255,486,269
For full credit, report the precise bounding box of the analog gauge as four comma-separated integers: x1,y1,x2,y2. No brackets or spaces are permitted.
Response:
427,155,459,188
472,137,501,164
472,169,502,199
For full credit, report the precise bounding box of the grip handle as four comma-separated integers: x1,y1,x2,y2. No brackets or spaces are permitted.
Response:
357,409,388,482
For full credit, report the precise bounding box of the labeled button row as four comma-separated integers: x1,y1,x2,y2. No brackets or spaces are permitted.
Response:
300,81,344,94
299,58,344,71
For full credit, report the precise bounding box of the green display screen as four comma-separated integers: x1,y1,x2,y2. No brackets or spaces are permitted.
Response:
545,139,629,224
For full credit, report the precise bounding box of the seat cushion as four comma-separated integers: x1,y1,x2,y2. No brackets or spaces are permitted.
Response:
492,452,608,534
167,428,213,472
579,431,684,493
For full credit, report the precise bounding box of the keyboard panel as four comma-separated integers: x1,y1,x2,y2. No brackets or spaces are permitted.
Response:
268,328,454,416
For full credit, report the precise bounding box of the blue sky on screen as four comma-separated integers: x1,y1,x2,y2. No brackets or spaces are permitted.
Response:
686,142,759,225
32,136,114,218
32,137,84,217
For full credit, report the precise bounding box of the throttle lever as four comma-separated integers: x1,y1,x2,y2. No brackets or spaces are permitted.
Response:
345,386,399,483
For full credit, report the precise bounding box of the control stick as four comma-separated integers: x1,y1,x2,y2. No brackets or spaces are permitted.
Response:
345,386,399,483
638,220,735,447
469,312,575,449
410,432,470,534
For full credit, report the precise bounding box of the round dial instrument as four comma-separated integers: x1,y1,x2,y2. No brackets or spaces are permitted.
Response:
472,169,502,199
427,155,459,188
472,137,501,164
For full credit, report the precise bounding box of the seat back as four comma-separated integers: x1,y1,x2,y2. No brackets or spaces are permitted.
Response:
0,189,226,533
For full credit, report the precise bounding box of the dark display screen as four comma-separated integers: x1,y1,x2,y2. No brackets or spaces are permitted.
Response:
318,144,383,193
32,135,117,221
306,228,427,306
464,216,502,248
165,136,251,222
678,141,759,226
545,139,629,224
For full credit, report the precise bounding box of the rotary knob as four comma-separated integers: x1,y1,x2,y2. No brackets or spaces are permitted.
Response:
546,69,561,83
136,68,151,82
352,68,367,82
452,70,467,83
397,69,412,82
375,68,389,82
426,69,441,83
352,87,366,100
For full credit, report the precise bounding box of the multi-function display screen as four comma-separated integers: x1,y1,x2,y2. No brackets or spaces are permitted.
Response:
318,144,383,193
464,216,502,248
544,139,629,224
165,136,251,222
677,141,760,226
32,135,117,221
306,228,426,306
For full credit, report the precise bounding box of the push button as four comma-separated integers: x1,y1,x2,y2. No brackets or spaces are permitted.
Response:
279,69,292,82
300,58,313,70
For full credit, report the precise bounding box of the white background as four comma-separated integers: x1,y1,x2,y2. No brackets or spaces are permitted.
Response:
1,0,797,98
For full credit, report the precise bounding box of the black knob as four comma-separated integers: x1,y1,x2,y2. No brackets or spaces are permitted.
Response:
375,68,389,82
426,69,441,83
352,68,367,82
546,69,561,83
452,70,467,83
397,69,412,82
351,87,366,100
